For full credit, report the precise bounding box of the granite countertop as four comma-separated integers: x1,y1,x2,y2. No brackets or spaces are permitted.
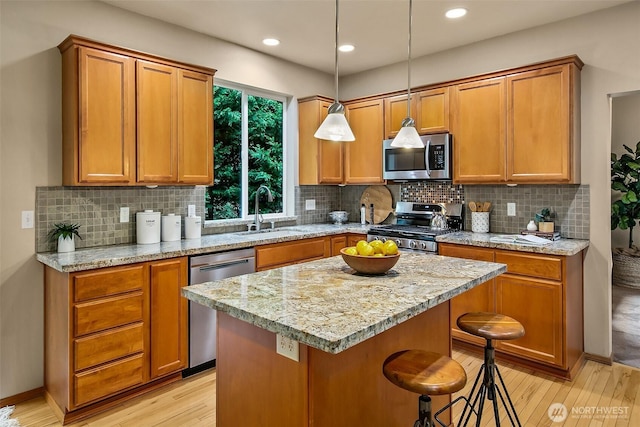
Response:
36,223,369,273
436,231,589,256
182,252,506,354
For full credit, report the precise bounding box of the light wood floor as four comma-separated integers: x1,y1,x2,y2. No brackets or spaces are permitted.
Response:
10,347,640,426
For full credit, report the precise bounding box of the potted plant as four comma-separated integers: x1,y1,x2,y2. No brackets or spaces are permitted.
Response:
611,140,640,288
535,208,555,233
47,222,82,253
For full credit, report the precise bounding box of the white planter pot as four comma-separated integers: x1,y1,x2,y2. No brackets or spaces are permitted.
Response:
58,235,75,253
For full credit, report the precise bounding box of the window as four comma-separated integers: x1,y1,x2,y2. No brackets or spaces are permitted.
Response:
206,83,286,221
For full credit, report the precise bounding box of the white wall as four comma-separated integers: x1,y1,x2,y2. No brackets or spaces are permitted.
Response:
343,1,640,360
611,92,640,250
0,0,331,399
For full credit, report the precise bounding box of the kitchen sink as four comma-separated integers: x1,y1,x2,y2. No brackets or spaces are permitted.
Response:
234,228,302,236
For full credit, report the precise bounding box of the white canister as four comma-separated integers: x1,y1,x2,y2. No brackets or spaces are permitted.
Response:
136,210,161,244
162,214,182,242
185,216,202,239
471,212,490,233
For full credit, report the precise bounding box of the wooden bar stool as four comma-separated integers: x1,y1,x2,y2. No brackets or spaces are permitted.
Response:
456,312,525,427
383,350,468,427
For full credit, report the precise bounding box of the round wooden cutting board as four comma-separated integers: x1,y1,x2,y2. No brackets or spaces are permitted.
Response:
360,186,394,224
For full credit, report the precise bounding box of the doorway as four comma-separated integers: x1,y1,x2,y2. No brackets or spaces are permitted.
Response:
611,90,640,369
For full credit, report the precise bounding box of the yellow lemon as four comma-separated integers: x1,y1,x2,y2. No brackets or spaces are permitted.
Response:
383,240,399,255
374,253,384,257
358,243,375,257
355,240,369,254
344,246,357,256
369,239,384,254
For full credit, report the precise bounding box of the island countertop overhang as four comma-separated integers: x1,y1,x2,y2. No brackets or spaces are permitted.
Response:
182,252,506,354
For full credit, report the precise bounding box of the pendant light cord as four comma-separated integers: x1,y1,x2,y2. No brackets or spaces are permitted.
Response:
406,0,413,119
334,0,340,103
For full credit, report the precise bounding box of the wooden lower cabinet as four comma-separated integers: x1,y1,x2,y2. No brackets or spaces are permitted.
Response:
256,237,331,271
44,258,188,424
330,235,347,256
439,243,584,379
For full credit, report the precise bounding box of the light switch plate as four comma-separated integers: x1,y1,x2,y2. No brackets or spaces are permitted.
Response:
305,199,316,211
276,334,299,361
120,207,130,223
188,204,196,217
21,210,34,229
507,203,516,216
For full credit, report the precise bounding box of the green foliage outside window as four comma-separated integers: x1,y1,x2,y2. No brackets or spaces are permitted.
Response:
206,86,284,220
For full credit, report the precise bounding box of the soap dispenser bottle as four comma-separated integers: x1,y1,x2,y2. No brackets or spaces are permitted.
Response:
360,204,366,225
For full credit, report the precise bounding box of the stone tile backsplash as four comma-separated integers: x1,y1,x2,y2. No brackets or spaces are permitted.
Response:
36,182,589,252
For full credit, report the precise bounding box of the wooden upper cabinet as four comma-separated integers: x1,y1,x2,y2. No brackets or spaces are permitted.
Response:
177,70,214,184
452,56,582,184
452,77,506,183
58,35,216,186
344,98,385,184
415,87,449,134
62,46,136,185
298,96,344,184
384,94,415,138
507,64,580,183
137,60,178,183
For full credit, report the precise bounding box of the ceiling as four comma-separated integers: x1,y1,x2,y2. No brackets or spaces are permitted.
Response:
101,0,631,76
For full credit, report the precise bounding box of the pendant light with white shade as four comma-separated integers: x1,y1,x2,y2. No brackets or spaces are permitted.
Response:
314,0,355,142
390,0,424,148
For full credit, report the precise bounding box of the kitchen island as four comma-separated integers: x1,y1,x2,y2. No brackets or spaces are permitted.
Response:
183,252,506,427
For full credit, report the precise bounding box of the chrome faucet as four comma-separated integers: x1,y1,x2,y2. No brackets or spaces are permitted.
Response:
253,185,274,231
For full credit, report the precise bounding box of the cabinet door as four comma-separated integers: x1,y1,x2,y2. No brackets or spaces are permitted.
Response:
330,235,347,256
137,60,178,183
298,98,344,184
77,47,135,184
178,70,214,184
451,77,506,183
150,258,188,378
496,275,563,367
507,65,572,182
384,94,415,138
344,99,385,184
415,87,449,134
439,244,496,346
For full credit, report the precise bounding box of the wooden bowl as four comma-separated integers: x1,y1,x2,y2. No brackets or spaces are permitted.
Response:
340,248,400,275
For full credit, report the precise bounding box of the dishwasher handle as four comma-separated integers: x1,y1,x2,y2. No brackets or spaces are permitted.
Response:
193,257,253,272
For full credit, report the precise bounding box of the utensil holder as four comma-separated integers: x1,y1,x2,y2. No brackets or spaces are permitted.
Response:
471,212,490,233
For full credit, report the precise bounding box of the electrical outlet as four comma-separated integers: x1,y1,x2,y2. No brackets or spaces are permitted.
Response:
120,207,130,223
305,199,316,211
188,204,196,217
21,210,34,229
276,334,299,361
507,203,516,216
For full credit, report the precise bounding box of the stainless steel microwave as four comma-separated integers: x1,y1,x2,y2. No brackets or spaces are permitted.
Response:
382,133,452,181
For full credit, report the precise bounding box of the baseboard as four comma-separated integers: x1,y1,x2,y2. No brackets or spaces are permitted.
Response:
0,387,44,407
584,351,613,365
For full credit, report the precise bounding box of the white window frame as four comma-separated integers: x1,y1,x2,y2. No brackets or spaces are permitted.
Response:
206,79,293,226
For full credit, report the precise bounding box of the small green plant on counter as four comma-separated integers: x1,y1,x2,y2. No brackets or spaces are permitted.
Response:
534,208,554,223
47,222,83,242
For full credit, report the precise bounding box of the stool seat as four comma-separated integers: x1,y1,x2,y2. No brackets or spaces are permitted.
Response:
383,350,467,396
457,312,524,341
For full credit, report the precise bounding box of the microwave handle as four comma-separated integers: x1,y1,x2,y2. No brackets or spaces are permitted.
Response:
425,138,431,177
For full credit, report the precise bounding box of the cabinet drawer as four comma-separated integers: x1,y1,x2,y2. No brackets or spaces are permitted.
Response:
439,243,494,262
74,322,145,371
73,264,146,302
73,353,146,407
495,251,562,281
256,237,329,271
74,292,144,336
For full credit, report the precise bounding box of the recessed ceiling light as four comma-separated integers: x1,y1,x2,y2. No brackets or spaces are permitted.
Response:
445,8,467,19
262,38,280,46
339,44,355,53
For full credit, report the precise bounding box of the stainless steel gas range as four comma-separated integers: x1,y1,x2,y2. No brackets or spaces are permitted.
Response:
367,202,464,254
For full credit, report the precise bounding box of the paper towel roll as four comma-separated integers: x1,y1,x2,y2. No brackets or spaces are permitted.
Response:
136,210,161,244
162,214,182,242
185,216,202,239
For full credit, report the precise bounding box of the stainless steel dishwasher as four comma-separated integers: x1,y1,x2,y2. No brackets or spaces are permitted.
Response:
185,247,256,376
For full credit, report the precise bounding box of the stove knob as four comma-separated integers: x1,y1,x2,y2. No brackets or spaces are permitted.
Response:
409,240,418,249
395,239,402,248
420,241,427,250
380,237,387,243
